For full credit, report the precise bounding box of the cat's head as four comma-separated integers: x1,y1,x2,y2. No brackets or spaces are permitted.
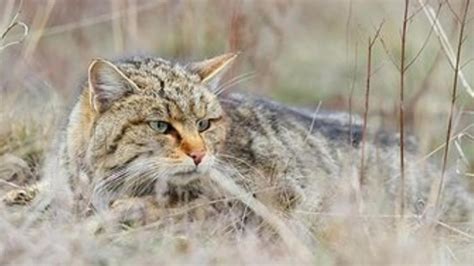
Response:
75,53,237,194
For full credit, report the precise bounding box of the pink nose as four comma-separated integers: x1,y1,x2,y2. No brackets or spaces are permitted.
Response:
188,150,206,165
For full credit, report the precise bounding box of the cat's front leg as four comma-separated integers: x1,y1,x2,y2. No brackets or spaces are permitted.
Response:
91,194,219,234
85,195,163,234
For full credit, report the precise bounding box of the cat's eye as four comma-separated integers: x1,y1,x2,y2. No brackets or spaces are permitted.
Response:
197,119,211,132
149,121,171,133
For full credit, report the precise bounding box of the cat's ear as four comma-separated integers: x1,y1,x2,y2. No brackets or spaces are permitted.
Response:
88,59,138,113
187,52,239,88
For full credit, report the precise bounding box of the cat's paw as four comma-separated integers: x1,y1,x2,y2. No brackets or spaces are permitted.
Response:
2,186,38,206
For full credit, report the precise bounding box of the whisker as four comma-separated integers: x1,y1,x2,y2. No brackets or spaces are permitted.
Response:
215,154,267,181
215,71,256,92
90,159,165,206
215,72,256,96
120,167,162,194
129,168,170,196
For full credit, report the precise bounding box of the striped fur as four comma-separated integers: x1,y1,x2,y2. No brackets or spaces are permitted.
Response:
54,54,473,225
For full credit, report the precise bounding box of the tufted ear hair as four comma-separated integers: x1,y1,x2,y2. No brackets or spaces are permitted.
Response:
88,59,138,113
186,52,239,89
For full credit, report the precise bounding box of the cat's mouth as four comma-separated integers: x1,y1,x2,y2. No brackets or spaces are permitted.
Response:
175,166,209,176
169,165,210,184
174,168,198,176
166,156,214,185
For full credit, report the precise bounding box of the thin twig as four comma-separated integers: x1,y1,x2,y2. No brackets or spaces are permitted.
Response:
404,3,443,70
436,220,474,241
417,123,474,163
0,0,28,53
434,0,471,216
406,49,443,115
445,0,462,22
460,57,473,69
7,1,164,40
0,179,21,189
418,0,474,97
398,0,410,220
377,30,400,71
348,41,359,147
360,23,383,185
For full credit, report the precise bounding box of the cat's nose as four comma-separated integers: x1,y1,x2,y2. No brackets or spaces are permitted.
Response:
187,150,206,166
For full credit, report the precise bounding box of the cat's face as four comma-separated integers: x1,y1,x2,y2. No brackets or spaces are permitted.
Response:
81,54,236,195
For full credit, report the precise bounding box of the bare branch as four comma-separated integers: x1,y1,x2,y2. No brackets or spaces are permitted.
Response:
460,57,473,69
404,3,443,70
0,0,28,53
398,0,410,220
360,22,384,186
348,41,358,173
7,0,164,40
407,49,443,114
407,5,426,22
445,0,462,22
418,0,474,97
434,0,471,219
377,34,401,71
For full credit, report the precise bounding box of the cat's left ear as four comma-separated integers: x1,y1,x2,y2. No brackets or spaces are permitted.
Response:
187,52,239,89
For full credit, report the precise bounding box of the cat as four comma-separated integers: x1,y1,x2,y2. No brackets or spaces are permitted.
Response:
3,53,473,230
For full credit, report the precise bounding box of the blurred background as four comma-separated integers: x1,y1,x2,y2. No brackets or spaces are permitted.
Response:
0,0,473,187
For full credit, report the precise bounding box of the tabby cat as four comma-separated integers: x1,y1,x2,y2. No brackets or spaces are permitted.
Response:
4,53,473,228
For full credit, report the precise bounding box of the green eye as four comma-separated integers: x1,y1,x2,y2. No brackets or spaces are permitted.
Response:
149,121,170,133
197,119,211,132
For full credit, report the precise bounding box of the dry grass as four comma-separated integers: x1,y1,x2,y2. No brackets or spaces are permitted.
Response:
0,0,473,264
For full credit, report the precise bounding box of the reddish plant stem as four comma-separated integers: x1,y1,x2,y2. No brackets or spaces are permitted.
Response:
436,0,471,212
398,0,410,219
360,24,383,186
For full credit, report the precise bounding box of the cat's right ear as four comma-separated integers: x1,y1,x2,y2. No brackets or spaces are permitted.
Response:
187,53,239,89
88,59,138,113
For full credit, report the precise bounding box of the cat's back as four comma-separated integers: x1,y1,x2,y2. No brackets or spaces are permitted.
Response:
220,93,364,148
220,93,420,154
